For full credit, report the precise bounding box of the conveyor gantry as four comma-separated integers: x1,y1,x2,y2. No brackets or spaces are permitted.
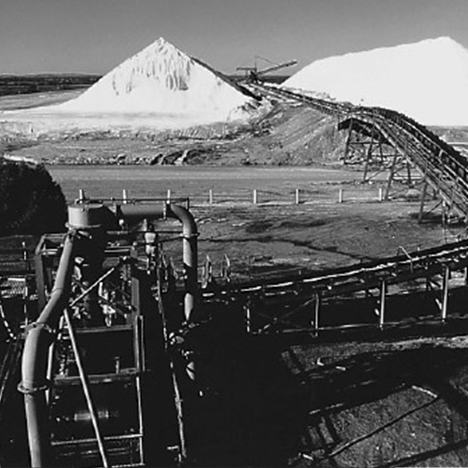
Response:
250,83,468,218
202,238,468,335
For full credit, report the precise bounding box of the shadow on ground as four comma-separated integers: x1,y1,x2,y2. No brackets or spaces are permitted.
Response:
182,314,309,467
183,314,468,467
290,346,468,467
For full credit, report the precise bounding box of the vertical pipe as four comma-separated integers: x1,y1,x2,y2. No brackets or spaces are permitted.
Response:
122,189,128,204
295,188,300,205
118,203,198,322
23,391,50,467
253,189,258,204
178,214,197,322
209,189,214,205
20,233,77,467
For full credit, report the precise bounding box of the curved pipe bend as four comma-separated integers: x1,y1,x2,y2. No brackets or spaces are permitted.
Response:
20,202,198,466
20,232,78,467
117,202,198,321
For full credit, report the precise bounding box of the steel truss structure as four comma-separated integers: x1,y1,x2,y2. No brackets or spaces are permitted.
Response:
203,241,468,338
249,83,468,222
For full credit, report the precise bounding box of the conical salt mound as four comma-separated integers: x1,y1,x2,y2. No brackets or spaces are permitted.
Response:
55,37,254,121
282,37,468,126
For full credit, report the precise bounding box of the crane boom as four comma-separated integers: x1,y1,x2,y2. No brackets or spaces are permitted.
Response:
256,60,297,76
236,59,297,82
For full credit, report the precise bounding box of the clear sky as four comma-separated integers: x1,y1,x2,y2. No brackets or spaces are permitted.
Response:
2,0,468,75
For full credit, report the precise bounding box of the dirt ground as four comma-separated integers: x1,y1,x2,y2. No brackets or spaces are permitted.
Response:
108,172,468,467
193,199,448,281
168,180,468,467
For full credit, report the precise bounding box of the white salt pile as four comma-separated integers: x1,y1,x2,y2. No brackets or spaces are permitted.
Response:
58,37,254,117
282,37,468,127
3,37,257,130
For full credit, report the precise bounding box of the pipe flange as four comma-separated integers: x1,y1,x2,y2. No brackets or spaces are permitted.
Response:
18,380,52,395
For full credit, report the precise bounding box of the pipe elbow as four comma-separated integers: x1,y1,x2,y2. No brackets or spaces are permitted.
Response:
166,204,198,237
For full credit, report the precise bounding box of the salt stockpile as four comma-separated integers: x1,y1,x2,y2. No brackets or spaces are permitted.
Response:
2,38,257,131
282,37,468,127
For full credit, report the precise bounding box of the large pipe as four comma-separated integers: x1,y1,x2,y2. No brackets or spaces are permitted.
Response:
20,204,107,467
19,232,78,467
19,202,197,466
117,203,198,321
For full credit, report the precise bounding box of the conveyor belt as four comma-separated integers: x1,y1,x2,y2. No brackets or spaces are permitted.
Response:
202,238,468,305
198,85,468,330
250,83,468,217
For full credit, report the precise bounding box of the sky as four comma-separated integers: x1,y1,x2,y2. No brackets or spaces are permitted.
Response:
2,0,468,75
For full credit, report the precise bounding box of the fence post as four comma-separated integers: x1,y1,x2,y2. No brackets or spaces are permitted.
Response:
338,189,344,203
379,280,386,329
209,189,214,204
245,304,251,333
314,293,321,336
167,189,171,203
441,266,450,322
122,189,128,204
295,188,300,204
22,241,28,272
378,188,383,202
253,189,258,204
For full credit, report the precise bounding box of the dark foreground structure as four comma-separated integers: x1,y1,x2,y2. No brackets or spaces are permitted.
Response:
2,194,468,467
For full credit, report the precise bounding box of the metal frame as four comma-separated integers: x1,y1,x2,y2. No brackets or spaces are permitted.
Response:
202,239,468,336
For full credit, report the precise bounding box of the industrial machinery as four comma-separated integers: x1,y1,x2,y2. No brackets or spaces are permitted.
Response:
0,195,308,468
9,198,199,467
3,192,468,467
